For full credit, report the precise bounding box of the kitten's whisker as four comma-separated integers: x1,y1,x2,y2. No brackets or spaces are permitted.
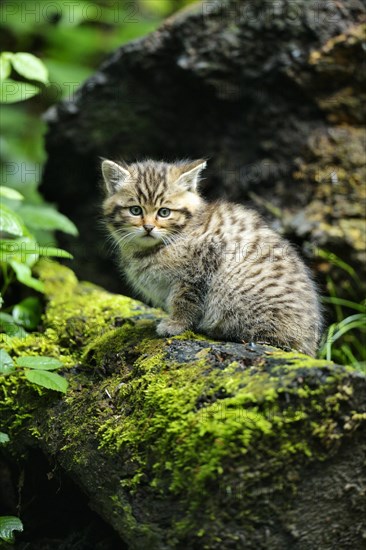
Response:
159,230,186,247
160,233,176,246
160,235,169,247
166,235,178,246
114,231,136,249
105,230,128,253
104,232,121,254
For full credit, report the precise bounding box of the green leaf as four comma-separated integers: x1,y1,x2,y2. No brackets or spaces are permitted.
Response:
0,55,11,81
17,205,78,236
0,203,24,236
24,369,68,393
12,297,42,330
332,318,366,342
9,260,45,293
322,296,366,313
0,516,23,543
317,248,361,284
16,355,63,370
0,238,39,267
0,349,15,374
0,432,10,444
11,53,49,84
0,239,73,263
0,313,28,339
0,78,41,103
39,246,73,259
0,186,24,200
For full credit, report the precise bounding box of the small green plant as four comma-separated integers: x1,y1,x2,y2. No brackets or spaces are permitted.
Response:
0,52,73,396
0,51,49,103
0,52,78,344
0,432,10,444
0,184,76,340
317,249,366,372
0,349,68,393
0,515,23,544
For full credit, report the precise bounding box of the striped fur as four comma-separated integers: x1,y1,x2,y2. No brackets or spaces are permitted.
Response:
101,159,322,356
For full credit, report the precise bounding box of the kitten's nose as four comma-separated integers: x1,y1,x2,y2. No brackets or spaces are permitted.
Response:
143,224,155,233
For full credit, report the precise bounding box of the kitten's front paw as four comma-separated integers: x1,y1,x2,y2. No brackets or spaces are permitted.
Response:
157,319,188,337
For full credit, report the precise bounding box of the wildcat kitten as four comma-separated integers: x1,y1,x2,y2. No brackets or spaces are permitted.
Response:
101,159,322,356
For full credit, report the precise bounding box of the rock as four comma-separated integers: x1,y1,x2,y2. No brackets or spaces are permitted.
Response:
1,261,365,549
41,0,366,293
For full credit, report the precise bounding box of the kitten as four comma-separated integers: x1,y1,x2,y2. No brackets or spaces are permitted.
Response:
101,159,322,356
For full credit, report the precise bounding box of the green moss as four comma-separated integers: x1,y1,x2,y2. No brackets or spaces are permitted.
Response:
0,260,160,438
95,336,354,508
33,260,79,301
37,263,156,361
79,326,360,544
0,368,56,439
170,330,213,342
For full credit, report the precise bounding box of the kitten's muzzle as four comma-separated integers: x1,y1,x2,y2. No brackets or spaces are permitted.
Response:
143,224,155,234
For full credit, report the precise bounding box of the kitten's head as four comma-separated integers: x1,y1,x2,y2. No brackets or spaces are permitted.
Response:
101,159,206,250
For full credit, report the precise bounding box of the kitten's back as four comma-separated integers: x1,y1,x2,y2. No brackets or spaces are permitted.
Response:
173,200,322,355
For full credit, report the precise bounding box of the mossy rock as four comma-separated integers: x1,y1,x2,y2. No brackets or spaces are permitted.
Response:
1,261,366,549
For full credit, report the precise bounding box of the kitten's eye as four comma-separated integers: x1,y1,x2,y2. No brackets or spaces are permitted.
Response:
158,208,171,218
129,206,142,216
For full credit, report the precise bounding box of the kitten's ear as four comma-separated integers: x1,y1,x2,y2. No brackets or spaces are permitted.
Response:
101,159,130,195
175,160,207,192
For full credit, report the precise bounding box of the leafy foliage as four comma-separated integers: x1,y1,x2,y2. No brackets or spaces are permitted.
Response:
0,183,75,340
0,432,10,444
0,349,68,392
0,50,76,343
0,349,15,374
0,516,23,543
24,368,68,393
0,51,48,104
318,250,366,372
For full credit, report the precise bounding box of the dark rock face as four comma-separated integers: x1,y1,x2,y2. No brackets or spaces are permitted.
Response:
41,0,366,293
